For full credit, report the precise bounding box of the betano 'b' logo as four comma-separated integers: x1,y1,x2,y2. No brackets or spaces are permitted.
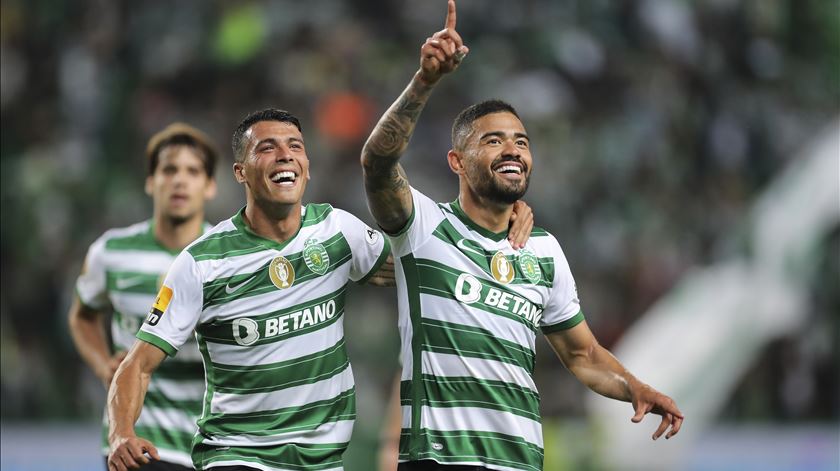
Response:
269,256,295,289
490,251,514,284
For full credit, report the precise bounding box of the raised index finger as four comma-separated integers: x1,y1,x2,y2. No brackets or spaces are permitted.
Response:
445,0,457,30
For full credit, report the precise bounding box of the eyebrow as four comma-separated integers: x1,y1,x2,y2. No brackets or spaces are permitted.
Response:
254,136,305,148
479,131,529,141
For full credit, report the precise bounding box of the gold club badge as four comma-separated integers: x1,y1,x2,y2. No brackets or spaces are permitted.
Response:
490,251,514,284
269,256,295,289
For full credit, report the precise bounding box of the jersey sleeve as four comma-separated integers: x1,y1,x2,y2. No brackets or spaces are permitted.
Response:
136,251,203,356
387,186,447,257
540,237,584,334
336,209,391,283
75,234,110,310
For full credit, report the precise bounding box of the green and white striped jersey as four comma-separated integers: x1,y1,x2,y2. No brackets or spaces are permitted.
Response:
76,220,207,467
392,188,584,471
137,204,390,471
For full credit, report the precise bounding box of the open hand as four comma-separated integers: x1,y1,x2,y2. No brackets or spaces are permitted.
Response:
630,383,684,440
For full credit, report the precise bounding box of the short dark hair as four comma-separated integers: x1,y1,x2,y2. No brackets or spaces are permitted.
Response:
451,100,520,151
232,108,303,162
146,122,218,178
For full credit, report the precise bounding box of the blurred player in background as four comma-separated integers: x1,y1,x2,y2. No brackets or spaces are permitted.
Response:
69,123,219,470
362,2,684,470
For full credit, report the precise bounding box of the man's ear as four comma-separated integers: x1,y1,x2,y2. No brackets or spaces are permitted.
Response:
144,175,154,196
233,162,246,184
447,149,465,175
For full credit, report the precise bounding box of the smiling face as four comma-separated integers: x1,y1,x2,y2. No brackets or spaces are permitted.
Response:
145,145,216,224
452,111,532,204
234,120,310,209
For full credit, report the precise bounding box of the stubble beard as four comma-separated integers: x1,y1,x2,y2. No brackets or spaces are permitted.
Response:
469,166,530,205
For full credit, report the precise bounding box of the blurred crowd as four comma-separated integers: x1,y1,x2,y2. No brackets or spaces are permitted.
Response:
1,0,837,458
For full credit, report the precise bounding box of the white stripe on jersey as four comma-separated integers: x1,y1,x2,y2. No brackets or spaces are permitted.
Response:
210,366,354,415
421,352,537,393
147,377,206,401
136,404,197,433
419,294,536,352
420,405,543,448
104,250,177,272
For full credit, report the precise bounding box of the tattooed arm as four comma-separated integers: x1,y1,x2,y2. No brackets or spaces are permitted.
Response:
361,0,469,233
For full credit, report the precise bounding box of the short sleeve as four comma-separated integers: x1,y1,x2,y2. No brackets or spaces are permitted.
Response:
335,209,391,283
539,237,584,334
387,187,447,257
76,235,110,310
137,251,203,356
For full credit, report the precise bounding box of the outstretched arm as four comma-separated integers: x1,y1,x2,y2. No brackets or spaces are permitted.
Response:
107,340,166,471
545,321,684,440
361,0,468,233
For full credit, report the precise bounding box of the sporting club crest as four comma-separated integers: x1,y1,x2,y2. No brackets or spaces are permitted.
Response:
517,249,541,284
303,238,330,275
490,251,514,284
269,256,295,289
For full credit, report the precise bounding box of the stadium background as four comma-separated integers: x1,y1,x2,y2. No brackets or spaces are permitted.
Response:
0,0,837,470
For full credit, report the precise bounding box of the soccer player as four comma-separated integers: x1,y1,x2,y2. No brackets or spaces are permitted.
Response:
360,2,685,470
69,123,220,470
105,109,533,471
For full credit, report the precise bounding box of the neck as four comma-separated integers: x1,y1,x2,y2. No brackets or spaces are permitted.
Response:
243,198,302,244
153,213,205,251
458,183,513,234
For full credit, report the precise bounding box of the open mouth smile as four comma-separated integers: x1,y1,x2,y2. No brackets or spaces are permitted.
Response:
270,170,298,186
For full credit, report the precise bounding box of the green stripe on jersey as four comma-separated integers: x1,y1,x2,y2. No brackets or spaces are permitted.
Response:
144,390,203,414
398,428,544,471
201,387,355,437
105,230,168,253
414,259,544,333
106,271,160,294
422,318,536,373
541,309,585,334
201,232,350,307
401,376,540,422
196,287,346,345
155,358,205,380
211,340,349,394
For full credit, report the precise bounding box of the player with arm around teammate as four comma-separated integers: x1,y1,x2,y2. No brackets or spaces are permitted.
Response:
69,123,219,470
106,108,534,471
361,2,684,470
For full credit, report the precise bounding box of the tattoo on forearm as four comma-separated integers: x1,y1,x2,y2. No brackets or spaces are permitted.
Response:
363,80,431,167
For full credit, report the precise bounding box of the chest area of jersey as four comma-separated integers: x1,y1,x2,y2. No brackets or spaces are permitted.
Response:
413,251,553,332
201,233,352,312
